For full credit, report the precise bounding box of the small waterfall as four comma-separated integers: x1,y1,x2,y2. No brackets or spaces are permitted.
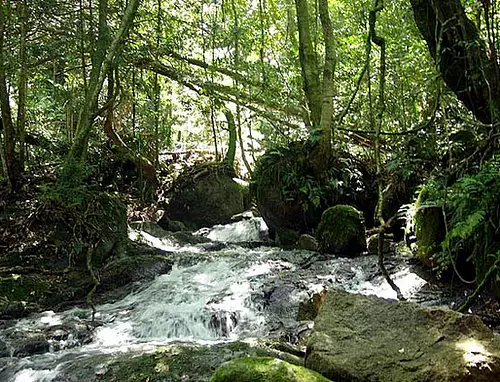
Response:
92,256,270,344
196,217,268,242
0,216,448,382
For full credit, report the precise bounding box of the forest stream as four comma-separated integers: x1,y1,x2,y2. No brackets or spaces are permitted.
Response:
0,216,459,382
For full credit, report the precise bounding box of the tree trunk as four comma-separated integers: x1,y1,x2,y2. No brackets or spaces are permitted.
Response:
294,0,321,129
16,0,28,171
0,0,18,188
67,0,141,164
224,108,237,168
410,0,500,125
309,0,335,174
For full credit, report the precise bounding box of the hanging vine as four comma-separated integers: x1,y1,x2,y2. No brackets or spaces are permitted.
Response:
370,0,404,300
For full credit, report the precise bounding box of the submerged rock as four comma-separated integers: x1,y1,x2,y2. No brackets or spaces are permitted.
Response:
210,357,331,382
316,205,366,256
306,289,500,382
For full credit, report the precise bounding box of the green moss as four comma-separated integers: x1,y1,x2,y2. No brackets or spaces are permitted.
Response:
209,357,331,382
414,187,445,265
316,205,366,256
0,275,51,302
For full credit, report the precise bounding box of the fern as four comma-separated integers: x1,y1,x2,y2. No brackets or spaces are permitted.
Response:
443,209,486,249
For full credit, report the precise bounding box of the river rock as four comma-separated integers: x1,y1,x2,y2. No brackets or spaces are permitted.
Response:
298,234,318,251
210,357,331,382
316,205,366,256
12,337,50,357
166,163,245,229
306,289,500,381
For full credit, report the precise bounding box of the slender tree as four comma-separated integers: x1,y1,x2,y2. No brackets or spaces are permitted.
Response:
66,0,141,168
295,0,336,175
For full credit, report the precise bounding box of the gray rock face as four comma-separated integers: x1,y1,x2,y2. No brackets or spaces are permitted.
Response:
306,289,500,382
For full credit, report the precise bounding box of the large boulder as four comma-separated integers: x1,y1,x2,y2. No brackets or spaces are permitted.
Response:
166,163,245,229
252,143,373,246
210,357,331,382
316,205,366,256
306,289,500,382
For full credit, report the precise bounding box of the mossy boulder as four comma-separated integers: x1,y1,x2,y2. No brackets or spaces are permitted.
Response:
298,234,319,252
51,341,305,382
316,205,366,256
210,357,331,382
253,143,374,244
414,187,445,266
167,163,245,229
306,288,500,381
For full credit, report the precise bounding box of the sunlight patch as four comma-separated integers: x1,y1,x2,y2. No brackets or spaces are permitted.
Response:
456,338,492,370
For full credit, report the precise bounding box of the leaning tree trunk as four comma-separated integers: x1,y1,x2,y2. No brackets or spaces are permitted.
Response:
411,0,500,125
67,0,140,166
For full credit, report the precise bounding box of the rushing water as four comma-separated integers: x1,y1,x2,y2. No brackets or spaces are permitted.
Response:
0,216,446,381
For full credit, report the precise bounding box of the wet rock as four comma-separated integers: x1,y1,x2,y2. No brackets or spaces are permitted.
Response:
298,234,318,252
173,231,211,245
0,339,9,357
306,288,500,382
157,215,186,232
209,311,239,337
12,337,50,357
276,227,300,248
0,301,32,320
231,210,256,222
316,205,366,256
297,290,327,321
51,342,302,382
99,242,174,292
209,357,330,382
129,221,171,238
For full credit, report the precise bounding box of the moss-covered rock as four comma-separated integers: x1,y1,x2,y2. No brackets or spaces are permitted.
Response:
414,187,445,266
316,205,366,256
210,357,331,382
167,163,245,229
253,143,374,245
306,288,500,382
53,341,304,382
298,234,318,252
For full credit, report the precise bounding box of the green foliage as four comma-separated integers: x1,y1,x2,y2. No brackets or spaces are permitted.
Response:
254,143,363,214
419,158,500,278
41,160,93,207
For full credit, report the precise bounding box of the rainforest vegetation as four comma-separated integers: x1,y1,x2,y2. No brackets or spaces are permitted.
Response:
1,0,500,362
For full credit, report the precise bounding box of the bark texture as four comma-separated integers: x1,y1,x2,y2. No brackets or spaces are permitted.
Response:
411,0,500,125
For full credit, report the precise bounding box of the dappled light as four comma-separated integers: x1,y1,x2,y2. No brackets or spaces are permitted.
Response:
456,338,492,370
